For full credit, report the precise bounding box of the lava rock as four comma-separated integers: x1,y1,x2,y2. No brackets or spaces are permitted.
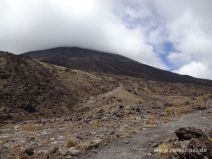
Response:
175,127,206,140
87,138,102,149
24,147,34,156
186,138,212,159
66,147,81,156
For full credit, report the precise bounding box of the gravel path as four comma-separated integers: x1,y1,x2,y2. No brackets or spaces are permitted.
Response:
81,108,212,159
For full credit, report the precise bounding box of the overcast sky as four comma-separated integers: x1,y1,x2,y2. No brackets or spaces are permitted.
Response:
1,0,212,79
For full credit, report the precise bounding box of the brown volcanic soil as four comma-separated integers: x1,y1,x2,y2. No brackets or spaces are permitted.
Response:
0,52,77,124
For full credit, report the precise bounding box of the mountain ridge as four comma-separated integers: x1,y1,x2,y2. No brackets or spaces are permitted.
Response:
23,47,212,86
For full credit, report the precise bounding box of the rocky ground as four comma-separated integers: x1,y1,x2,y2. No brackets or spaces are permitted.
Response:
0,105,174,158
81,108,212,159
0,106,211,158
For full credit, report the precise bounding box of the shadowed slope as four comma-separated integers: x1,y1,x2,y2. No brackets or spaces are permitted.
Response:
0,52,77,124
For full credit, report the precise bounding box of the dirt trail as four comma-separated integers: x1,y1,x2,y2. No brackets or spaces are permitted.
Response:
81,108,212,159
86,86,122,104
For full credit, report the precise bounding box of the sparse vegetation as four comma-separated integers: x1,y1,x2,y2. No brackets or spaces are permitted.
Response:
90,120,102,129
67,138,78,148
165,107,175,115
21,124,42,132
156,143,175,159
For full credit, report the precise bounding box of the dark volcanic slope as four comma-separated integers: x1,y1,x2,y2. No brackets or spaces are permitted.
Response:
23,47,212,86
0,52,77,124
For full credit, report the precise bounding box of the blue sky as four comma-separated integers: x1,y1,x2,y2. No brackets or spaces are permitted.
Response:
158,41,178,70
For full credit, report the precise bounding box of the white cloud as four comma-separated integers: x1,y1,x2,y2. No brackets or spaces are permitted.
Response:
1,0,212,79
168,52,192,66
0,0,166,69
152,0,212,79
175,61,212,79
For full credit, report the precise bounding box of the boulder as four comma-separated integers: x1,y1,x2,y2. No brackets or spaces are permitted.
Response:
66,147,81,156
24,147,34,156
186,138,212,159
175,127,206,140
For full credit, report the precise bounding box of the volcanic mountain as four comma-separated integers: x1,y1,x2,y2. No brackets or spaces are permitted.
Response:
1,48,212,159
1,47,212,125
23,47,212,86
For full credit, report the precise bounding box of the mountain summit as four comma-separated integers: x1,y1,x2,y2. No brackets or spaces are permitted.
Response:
23,47,212,86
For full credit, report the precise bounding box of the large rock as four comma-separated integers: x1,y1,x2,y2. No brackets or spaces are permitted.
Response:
24,147,34,156
175,127,206,140
66,147,81,156
186,138,212,159
173,127,212,159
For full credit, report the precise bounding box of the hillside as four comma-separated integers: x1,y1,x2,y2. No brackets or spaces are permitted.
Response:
23,47,212,86
0,52,77,124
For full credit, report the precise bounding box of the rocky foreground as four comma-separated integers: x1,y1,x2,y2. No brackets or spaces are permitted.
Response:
0,105,179,158
0,108,211,159
81,108,212,159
